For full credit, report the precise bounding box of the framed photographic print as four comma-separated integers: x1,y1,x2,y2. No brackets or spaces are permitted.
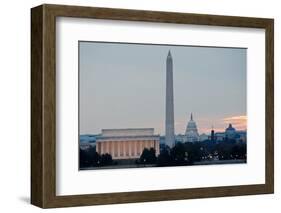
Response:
31,4,274,208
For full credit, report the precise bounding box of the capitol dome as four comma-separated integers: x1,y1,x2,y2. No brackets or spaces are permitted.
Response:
185,113,200,142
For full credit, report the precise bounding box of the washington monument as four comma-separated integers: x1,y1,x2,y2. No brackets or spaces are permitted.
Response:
165,50,175,147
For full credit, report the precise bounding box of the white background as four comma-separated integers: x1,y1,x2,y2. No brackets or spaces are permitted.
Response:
57,18,265,195
0,0,279,212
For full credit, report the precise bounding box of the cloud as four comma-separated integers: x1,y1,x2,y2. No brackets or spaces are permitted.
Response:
223,115,247,130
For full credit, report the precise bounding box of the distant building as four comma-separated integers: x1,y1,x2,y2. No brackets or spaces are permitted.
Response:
225,124,236,139
79,134,97,143
199,133,208,142
214,132,225,141
211,127,215,142
160,136,166,144
236,131,247,143
96,128,160,160
185,113,200,142
79,135,97,150
213,124,246,143
79,142,95,150
175,134,186,143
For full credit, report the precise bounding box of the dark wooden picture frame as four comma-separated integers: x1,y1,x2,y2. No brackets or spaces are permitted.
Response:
31,4,274,208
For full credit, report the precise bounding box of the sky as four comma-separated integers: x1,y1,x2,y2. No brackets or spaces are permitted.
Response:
79,41,247,135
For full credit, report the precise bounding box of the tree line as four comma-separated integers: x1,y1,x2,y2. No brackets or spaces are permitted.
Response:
79,147,114,168
156,139,246,167
79,139,246,168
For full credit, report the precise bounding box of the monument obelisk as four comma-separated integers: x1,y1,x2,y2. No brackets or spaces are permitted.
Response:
165,50,175,147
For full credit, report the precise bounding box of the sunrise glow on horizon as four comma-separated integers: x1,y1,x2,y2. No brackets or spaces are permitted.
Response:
79,42,246,136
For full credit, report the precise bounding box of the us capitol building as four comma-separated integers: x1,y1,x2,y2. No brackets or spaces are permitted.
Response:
184,113,200,142
176,114,247,143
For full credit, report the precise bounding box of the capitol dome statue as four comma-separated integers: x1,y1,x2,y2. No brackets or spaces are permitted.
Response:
185,113,200,142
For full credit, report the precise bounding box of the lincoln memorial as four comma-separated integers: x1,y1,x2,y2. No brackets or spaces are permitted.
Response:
96,128,160,159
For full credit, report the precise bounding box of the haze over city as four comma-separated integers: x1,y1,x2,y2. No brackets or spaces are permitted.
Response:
79,42,247,135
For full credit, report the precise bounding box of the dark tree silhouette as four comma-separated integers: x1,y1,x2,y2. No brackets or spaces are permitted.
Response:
157,148,172,166
79,145,114,168
139,148,157,164
100,153,113,166
79,146,98,168
170,143,187,165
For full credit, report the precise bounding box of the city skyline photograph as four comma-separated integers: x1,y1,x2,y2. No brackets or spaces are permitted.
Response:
79,41,247,170
79,42,246,135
